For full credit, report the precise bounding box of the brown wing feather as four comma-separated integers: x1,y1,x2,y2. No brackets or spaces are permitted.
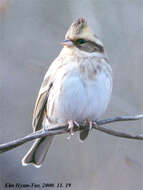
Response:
32,77,53,132
32,57,61,132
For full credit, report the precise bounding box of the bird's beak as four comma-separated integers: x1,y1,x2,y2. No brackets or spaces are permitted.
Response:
61,39,73,47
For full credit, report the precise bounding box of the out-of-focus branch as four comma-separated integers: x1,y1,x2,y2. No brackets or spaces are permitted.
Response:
0,114,143,153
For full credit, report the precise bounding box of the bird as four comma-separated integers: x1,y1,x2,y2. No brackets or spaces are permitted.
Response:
22,18,112,168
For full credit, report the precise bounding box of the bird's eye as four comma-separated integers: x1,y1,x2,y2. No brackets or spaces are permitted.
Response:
75,39,86,45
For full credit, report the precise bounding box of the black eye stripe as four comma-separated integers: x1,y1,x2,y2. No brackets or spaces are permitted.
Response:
74,39,104,53
75,39,86,45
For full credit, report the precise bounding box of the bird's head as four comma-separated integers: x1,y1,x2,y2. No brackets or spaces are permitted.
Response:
62,18,104,54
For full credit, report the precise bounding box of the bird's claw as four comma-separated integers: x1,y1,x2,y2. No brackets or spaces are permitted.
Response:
67,120,79,140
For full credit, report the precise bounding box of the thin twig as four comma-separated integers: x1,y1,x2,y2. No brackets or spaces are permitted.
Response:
0,114,143,153
96,114,143,125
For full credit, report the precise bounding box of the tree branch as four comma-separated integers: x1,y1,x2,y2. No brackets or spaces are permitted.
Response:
0,114,143,153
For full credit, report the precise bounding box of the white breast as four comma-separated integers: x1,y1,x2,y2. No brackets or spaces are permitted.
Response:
48,57,112,124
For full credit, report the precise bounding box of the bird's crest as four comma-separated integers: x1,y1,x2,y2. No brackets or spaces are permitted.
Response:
65,18,99,43
65,18,92,39
70,18,87,34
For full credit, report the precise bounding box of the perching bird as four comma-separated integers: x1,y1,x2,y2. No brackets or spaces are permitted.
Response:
22,18,112,168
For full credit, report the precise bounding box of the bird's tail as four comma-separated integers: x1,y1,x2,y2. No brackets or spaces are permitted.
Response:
22,136,54,168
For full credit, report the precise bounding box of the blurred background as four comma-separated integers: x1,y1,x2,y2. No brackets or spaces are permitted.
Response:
0,0,143,189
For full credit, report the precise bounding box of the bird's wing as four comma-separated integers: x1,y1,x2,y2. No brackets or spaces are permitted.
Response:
32,74,53,132
32,58,60,132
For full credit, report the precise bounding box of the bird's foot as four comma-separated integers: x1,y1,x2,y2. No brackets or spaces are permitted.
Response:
92,121,98,128
89,121,93,130
84,120,98,130
67,120,80,140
